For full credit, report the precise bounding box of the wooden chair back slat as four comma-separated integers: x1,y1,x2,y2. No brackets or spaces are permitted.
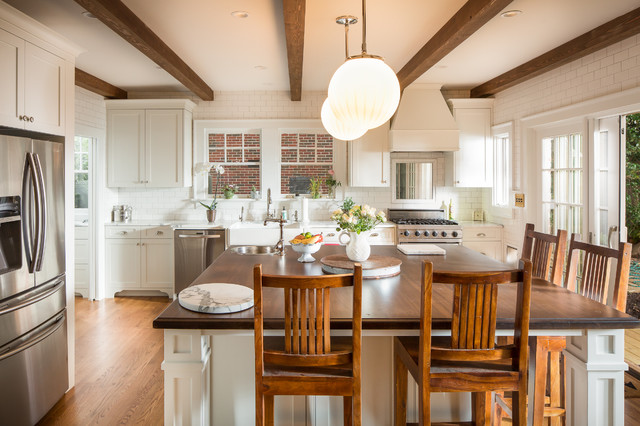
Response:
565,234,632,311
255,264,363,362
522,223,568,286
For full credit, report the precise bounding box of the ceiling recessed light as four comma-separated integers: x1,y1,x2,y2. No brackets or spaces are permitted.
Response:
81,11,96,19
231,11,249,19
500,10,522,18
254,65,267,71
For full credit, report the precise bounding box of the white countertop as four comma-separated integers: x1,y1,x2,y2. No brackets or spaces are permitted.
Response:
105,220,396,230
459,221,503,228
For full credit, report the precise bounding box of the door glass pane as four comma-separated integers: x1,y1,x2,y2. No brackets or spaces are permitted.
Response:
542,137,554,169
542,171,553,202
599,210,608,245
570,206,582,236
557,135,568,168
557,171,568,203
542,203,554,234
570,134,583,168
571,170,582,204
74,172,88,209
599,171,608,206
599,132,608,166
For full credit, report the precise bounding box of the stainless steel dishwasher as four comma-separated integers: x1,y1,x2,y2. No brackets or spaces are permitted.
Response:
174,228,227,294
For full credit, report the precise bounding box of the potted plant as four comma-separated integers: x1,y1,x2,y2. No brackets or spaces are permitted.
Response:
330,197,386,261
250,185,260,200
223,184,239,199
309,177,322,199
199,164,224,222
325,169,341,198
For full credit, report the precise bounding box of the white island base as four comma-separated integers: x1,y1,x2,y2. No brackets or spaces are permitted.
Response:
161,328,627,425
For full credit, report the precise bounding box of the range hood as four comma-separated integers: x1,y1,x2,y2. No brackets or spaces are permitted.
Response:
389,83,459,151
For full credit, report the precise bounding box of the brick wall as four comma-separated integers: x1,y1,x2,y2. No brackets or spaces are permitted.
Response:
279,133,334,195
207,132,261,195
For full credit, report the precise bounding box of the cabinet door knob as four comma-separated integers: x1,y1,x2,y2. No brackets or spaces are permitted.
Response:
29,116,34,123
371,233,379,237
120,231,127,235
327,233,336,237
19,115,24,121
136,242,140,246
157,231,163,235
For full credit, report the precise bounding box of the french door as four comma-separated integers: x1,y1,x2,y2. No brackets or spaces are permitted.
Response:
537,118,624,247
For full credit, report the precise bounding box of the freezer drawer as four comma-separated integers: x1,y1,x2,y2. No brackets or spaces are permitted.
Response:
0,310,68,426
0,277,65,348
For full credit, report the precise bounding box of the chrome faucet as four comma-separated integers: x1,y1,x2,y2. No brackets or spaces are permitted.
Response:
239,206,244,222
266,188,274,218
264,217,286,255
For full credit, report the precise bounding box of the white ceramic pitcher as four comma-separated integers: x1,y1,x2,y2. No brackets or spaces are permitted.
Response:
338,230,371,262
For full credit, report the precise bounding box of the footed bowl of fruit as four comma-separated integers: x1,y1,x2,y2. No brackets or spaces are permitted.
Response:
289,232,323,263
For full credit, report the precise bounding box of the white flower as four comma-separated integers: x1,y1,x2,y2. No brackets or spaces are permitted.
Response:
214,165,225,175
194,162,213,174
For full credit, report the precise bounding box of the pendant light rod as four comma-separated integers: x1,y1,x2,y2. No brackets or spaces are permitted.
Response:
336,15,358,60
361,0,367,54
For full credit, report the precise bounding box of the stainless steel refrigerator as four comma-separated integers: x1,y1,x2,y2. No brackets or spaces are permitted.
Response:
0,130,67,425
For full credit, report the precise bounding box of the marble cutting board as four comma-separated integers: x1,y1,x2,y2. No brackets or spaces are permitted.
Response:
178,283,254,314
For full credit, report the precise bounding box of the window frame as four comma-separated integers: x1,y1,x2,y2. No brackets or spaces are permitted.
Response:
490,122,513,218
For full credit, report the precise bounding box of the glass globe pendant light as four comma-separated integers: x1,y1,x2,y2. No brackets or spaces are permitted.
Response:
321,98,368,141
327,0,400,131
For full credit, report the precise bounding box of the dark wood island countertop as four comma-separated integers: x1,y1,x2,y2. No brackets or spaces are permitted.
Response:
153,245,640,331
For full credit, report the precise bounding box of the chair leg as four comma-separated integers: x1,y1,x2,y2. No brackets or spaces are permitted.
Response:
532,338,549,426
354,383,362,426
472,392,491,426
265,395,274,426
512,386,528,426
344,396,353,425
256,390,264,426
394,345,408,426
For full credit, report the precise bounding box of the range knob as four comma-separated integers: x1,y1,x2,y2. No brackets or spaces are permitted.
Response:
441,231,448,237
403,230,410,237
431,231,438,237
414,231,421,237
452,231,459,238
423,230,430,237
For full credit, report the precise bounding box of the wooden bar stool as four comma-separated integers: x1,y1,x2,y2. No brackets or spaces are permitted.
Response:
496,224,568,426
394,259,533,426
253,263,363,426
565,233,632,311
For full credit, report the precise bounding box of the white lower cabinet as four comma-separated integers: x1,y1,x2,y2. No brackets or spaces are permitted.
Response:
462,224,503,261
106,225,173,297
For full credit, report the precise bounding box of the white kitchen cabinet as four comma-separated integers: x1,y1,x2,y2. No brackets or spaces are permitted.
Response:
348,122,390,187
446,99,494,188
106,99,195,188
0,26,67,136
462,223,503,261
106,225,173,297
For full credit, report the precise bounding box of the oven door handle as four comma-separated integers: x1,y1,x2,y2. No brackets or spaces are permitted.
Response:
0,313,65,362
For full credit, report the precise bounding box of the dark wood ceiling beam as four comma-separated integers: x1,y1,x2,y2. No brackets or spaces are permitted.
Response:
75,68,127,99
282,0,306,101
397,0,513,91
471,6,640,98
74,0,213,101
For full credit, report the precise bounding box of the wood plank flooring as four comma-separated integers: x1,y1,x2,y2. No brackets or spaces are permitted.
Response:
38,296,171,425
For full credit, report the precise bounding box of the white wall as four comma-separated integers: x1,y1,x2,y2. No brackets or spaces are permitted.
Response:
112,90,487,223
490,34,640,252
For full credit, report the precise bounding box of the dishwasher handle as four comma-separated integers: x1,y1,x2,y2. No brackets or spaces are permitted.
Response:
178,234,221,239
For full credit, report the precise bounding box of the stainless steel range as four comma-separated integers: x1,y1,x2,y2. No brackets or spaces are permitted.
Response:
389,209,462,244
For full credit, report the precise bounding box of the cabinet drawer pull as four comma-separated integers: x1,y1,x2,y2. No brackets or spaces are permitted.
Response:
19,115,25,121
370,233,379,237
327,233,336,237
156,231,163,235
476,232,486,237
120,231,128,235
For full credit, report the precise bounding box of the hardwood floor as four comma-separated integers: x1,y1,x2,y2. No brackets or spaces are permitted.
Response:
38,296,171,425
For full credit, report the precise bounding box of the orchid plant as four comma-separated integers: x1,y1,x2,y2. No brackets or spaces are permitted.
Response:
199,164,225,210
330,197,386,234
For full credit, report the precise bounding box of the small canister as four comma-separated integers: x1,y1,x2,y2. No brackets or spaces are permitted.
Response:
121,205,132,223
112,205,122,222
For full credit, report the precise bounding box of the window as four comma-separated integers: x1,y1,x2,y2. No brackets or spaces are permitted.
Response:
207,131,261,196
493,133,510,207
540,131,583,235
74,136,90,209
280,132,334,195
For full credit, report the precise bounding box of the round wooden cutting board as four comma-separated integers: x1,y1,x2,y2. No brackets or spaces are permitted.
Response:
320,254,402,279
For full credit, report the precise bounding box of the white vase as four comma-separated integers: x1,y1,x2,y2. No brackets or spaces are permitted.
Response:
338,230,371,262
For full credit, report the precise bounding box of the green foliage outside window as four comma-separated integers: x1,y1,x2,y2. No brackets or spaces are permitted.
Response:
626,113,640,244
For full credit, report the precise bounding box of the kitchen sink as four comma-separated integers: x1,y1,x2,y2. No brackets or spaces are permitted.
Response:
230,245,279,255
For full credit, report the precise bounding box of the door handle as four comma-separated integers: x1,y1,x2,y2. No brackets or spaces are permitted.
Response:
607,226,618,248
178,234,221,239
21,153,40,273
33,154,47,272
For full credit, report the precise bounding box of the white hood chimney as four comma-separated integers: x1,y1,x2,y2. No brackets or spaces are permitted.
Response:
389,83,459,151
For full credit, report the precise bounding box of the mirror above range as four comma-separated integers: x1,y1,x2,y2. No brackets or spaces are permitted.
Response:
391,153,445,204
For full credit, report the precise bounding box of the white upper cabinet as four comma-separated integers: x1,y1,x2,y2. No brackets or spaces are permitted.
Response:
0,24,68,136
106,99,195,188
348,121,390,187
447,99,494,188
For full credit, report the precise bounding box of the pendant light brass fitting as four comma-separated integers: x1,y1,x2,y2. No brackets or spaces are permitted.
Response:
335,15,358,26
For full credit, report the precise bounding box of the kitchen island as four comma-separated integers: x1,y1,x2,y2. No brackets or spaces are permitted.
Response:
154,245,640,425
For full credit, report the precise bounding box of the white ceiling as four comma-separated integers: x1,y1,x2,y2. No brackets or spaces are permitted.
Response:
4,0,640,94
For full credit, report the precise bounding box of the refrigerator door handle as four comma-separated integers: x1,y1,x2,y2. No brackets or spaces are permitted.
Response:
0,313,65,362
21,153,41,273
33,154,47,271
0,280,64,316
